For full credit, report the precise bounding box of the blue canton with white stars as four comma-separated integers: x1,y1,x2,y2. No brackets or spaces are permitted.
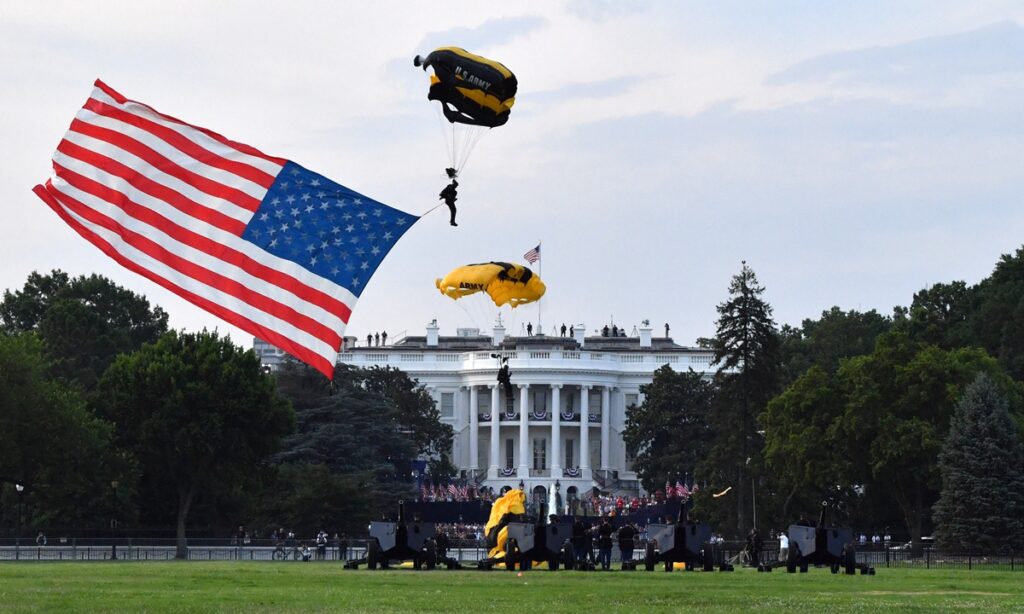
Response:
242,161,418,298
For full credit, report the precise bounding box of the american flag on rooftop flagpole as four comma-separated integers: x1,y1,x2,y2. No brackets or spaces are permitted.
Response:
33,80,418,379
523,244,540,264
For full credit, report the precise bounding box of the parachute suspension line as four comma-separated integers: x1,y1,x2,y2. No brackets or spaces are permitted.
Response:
456,126,488,174
434,104,455,170
454,297,484,331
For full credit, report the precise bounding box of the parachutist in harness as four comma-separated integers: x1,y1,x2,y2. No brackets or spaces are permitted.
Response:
494,355,513,407
439,179,459,226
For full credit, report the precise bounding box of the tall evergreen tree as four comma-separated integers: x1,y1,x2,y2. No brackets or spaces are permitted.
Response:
703,261,781,534
269,363,455,529
933,374,1024,551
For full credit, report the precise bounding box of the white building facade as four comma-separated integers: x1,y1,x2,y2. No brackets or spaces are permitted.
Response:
257,321,718,505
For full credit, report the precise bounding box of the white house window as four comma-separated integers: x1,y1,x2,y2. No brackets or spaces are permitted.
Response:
565,439,574,468
625,393,639,409
505,438,515,469
441,392,454,418
533,438,547,470
533,389,546,412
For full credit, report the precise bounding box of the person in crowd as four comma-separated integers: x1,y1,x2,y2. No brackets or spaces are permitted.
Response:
745,528,763,567
596,517,614,571
316,530,328,560
572,516,590,568
779,530,789,561
300,543,312,561
381,331,388,346
617,522,637,569
35,531,47,546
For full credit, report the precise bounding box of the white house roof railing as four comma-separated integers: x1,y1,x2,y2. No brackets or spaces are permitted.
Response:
336,350,721,373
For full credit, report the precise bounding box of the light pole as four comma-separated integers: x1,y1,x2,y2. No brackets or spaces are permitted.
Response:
110,480,119,560
14,483,24,561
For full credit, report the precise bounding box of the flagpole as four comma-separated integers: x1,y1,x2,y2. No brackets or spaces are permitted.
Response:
537,239,542,335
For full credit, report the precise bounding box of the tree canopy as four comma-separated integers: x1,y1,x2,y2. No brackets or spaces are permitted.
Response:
93,330,293,556
268,362,454,531
0,333,119,528
624,366,714,493
0,270,168,389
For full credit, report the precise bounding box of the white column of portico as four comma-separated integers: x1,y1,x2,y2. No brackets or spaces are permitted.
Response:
489,384,500,478
469,385,479,471
600,386,611,470
551,385,562,478
518,384,530,478
580,385,591,477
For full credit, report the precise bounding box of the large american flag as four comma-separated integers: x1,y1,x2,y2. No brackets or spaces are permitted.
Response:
33,80,417,378
523,244,540,264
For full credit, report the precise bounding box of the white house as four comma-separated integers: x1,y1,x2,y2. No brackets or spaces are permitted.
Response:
255,320,718,506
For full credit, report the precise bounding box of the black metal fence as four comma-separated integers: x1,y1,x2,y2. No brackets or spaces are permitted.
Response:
0,537,1020,570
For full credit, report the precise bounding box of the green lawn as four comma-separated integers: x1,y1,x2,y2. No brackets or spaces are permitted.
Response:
0,563,1021,612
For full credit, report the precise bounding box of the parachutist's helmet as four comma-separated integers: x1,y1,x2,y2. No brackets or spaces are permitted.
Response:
413,55,424,68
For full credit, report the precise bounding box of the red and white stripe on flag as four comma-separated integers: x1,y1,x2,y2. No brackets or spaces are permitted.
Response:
33,80,354,378
523,244,540,264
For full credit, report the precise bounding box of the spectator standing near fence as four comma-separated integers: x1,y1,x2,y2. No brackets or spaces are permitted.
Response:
316,530,328,560
597,517,613,570
779,531,789,561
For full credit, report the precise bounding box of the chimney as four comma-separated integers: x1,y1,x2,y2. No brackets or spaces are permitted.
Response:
493,319,505,346
639,322,653,348
573,322,586,347
426,319,439,347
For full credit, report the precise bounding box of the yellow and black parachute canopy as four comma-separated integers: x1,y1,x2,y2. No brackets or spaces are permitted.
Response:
415,47,517,128
435,262,545,308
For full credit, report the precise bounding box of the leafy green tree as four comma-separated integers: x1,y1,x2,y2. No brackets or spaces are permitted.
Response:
0,333,121,528
970,246,1024,380
1,270,168,389
933,374,1024,551
898,282,974,350
94,330,293,557
761,366,846,522
837,333,1020,544
623,366,714,493
256,463,376,536
780,307,892,384
270,363,454,527
703,261,782,534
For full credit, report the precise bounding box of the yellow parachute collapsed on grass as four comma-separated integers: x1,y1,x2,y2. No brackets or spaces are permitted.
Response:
435,262,545,308
484,488,527,560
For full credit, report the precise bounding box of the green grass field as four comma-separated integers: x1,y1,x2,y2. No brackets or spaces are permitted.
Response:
0,563,1021,612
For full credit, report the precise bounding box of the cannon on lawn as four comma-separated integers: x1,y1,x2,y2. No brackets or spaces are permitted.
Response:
643,506,733,572
762,505,875,575
344,501,448,570
477,488,575,571
482,515,575,571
